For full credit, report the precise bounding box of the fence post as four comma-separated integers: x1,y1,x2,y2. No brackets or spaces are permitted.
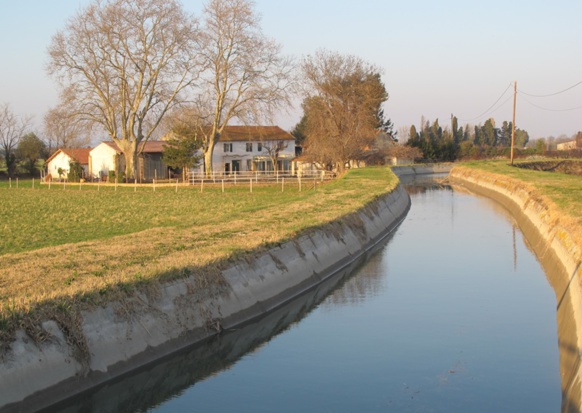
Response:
298,175,302,192
153,179,156,192
16,177,18,189
201,179,204,193
250,178,253,193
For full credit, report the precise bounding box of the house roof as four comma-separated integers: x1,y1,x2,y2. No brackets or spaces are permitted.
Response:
46,148,92,165
102,140,167,153
219,126,294,142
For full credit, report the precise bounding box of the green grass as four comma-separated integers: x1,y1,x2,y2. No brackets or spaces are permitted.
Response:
0,167,399,341
459,160,582,220
0,169,397,256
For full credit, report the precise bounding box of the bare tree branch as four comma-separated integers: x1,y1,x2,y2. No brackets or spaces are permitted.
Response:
46,0,202,178
195,0,294,176
0,103,33,178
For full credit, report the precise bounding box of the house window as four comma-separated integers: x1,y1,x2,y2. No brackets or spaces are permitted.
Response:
257,142,263,152
223,143,233,152
246,142,253,152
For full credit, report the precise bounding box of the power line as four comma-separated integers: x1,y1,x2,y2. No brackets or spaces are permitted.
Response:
519,94,582,112
457,82,513,122
519,80,582,98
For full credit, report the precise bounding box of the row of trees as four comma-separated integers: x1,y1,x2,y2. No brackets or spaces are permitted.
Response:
406,116,530,161
0,103,49,177
5,0,396,179
46,0,293,179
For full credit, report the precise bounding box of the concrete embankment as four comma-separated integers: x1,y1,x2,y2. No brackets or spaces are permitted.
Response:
391,163,453,177
450,166,582,413
0,183,411,412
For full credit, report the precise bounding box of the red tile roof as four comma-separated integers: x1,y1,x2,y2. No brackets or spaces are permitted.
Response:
103,141,167,153
46,148,92,165
219,126,294,142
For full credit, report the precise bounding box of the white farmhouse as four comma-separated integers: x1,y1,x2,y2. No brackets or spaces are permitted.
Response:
192,125,296,175
45,148,91,180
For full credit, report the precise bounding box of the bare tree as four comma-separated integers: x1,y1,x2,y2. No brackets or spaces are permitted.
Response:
43,104,92,153
262,140,289,173
397,125,410,144
196,0,294,176
301,50,388,172
0,103,32,178
47,0,202,179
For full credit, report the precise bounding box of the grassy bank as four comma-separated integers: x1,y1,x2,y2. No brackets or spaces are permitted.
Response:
457,160,582,222
454,160,582,263
0,167,398,342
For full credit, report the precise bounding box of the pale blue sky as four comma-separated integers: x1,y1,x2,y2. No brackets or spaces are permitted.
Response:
1,0,581,139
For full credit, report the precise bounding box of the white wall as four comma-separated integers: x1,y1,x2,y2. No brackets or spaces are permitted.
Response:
210,140,295,174
89,143,117,179
46,152,72,180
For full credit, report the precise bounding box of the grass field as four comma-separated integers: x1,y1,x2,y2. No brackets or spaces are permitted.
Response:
0,167,399,340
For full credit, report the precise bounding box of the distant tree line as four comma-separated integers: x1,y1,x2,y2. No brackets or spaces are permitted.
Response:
406,116,531,161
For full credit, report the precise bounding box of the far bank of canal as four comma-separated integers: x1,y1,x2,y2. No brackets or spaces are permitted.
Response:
47,174,564,412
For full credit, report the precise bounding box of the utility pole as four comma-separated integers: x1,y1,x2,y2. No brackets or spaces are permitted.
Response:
510,80,517,165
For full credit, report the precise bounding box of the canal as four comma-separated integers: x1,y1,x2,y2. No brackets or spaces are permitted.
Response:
48,176,562,412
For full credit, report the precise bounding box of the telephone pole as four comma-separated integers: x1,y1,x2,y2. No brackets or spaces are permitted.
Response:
510,80,517,165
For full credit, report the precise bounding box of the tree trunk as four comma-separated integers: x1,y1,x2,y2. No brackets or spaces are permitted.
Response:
204,142,215,177
6,154,16,179
115,139,137,181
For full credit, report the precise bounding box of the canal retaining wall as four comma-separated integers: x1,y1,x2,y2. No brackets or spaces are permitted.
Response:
391,163,453,177
0,183,411,412
450,166,582,413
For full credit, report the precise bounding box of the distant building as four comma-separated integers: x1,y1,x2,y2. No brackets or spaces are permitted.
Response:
89,141,168,181
191,125,296,175
557,132,582,151
557,140,578,151
45,148,91,180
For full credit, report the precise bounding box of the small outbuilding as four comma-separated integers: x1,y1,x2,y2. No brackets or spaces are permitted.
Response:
89,141,169,181
45,148,91,180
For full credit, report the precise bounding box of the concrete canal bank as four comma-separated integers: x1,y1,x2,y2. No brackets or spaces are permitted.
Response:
0,182,411,412
450,165,582,413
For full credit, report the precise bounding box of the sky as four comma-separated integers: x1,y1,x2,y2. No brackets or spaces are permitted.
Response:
1,0,581,141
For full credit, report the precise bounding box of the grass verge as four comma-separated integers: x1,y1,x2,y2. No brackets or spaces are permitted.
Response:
457,160,582,222
0,167,399,347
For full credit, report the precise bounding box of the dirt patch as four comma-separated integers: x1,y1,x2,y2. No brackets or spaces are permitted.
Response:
514,160,582,176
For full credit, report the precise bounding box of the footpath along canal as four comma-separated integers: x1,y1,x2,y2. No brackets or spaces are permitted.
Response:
43,175,563,412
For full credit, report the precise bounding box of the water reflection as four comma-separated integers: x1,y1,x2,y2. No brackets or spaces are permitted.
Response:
39,232,398,413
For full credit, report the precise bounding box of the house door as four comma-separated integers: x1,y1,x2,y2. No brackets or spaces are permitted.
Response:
232,160,240,173
224,163,230,174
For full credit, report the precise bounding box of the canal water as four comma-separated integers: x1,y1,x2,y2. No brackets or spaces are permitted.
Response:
48,177,562,412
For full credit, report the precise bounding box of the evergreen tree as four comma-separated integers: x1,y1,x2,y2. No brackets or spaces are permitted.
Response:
16,132,47,176
483,119,497,146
